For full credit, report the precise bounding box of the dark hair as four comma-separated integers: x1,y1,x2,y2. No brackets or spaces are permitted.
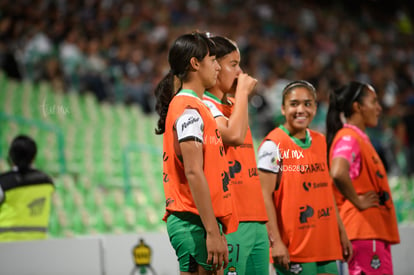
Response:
326,81,370,157
9,135,37,172
210,36,237,59
154,32,216,135
282,80,317,105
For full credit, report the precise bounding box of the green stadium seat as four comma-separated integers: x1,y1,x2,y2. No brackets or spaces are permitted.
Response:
123,207,138,232
70,210,87,235
51,191,64,210
94,207,115,234
48,207,63,238
0,73,168,237
0,71,7,94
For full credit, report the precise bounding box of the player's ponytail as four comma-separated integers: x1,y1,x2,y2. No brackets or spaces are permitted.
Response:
154,71,176,135
326,81,368,160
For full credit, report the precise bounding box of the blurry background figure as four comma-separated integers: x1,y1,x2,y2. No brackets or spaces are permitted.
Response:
0,135,54,242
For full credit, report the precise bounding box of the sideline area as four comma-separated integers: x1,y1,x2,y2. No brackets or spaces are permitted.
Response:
0,226,413,275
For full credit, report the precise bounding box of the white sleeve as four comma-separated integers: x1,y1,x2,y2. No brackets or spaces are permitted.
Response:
175,109,204,143
203,100,225,118
257,140,281,173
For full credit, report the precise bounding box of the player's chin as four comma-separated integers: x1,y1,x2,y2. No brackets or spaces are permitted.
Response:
228,83,237,94
368,117,379,127
206,79,217,89
291,120,309,130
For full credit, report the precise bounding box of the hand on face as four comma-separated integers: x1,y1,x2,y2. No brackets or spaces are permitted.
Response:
235,73,258,96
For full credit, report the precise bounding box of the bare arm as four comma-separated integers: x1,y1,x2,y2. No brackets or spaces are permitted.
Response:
330,157,379,210
258,169,289,270
180,140,228,270
332,192,353,262
217,73,257,145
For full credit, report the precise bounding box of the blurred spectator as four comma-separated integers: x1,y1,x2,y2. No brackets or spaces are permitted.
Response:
123,48,154,113
402,88,414,176
80,37,109,102
0,16,21,80
59,28,84,92
0,135,54,242
41,57,65,92
21,21,53,81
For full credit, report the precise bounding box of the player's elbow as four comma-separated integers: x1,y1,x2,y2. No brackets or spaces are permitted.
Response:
222,133,245,146
184,166,202,182
330,169,348,188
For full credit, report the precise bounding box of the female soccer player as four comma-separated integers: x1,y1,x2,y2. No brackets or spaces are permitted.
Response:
203,35,269,275
257,80,352,275
326,81,400,275
154,32,238,275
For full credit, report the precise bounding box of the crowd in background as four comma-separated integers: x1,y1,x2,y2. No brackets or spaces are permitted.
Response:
0,0,413,176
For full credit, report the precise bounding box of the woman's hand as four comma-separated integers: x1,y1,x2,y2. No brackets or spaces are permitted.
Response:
206,231,229,271
271,241,290,271
356,190,379,210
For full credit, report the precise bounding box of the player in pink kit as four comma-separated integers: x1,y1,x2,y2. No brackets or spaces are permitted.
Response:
326,81,400,275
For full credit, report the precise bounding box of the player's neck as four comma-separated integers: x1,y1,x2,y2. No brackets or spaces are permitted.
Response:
207,87,226,103
346,116,366,132
182,82,205,99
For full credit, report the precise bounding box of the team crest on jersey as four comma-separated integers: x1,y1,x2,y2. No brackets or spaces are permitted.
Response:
226,266,237,275
290,263,303,274
371,254,381,269
271,156,280,167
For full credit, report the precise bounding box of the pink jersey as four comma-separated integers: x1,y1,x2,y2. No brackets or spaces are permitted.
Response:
331,124,370,180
